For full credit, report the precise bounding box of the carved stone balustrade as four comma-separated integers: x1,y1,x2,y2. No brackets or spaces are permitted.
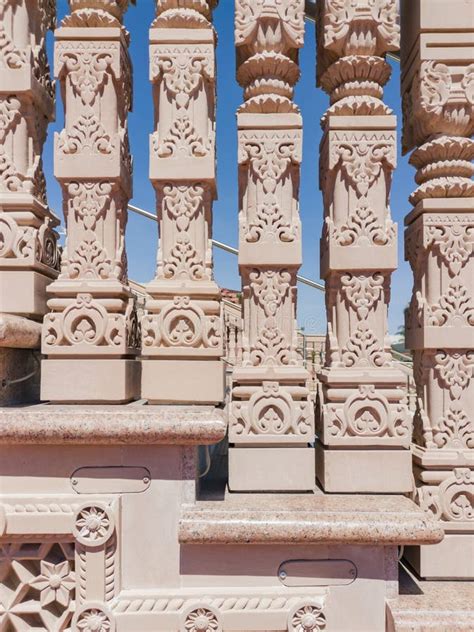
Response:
40,0,140,403
228,0,315,492
141,0,224,404
400,0,474,580
315,0,412,493
0,0,59,319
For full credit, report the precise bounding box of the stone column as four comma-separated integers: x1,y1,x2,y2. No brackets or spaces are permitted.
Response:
400,0,474,579
315,0,412,492
41,0,140,403
228,0,315,492
141,0,224,405
0,0,59,319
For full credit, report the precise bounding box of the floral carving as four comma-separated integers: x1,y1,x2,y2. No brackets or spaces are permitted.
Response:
151,46,214,103
429,404,473,450
43,294,129,350
183,606,221,632
329,134,396,197
320,0,399,56
340,272,385,318
235,0,305,52
142,296,221,350
434,350,473,400
330,201,396,247
231,381,312,438
427,222,473,277
0,542,75,630
326,385,410,439
73,603,115,632
341,323,392,368
30,560,75,608
57,48,114,107
73,504,114,547
438,469,474,522
289,601,326,632
57,112,114,155
426,281,474,327
239,129,301,243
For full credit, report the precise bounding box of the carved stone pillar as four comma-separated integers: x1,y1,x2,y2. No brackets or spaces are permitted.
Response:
228,0,315,492
141,0,224,404
400,0,474,579
0,0,59,319
315,0,412,492
41,0,139,403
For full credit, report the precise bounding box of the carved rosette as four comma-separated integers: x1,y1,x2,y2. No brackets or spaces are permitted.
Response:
42,0,139,379
288,600,326,632
0,0,60,317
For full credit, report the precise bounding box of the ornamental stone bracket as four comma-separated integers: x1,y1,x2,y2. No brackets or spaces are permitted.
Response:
400,0,474,580
40,0,140,404
229,0,315,492
315,0,412,494
142,0,224,405
0,0,60,320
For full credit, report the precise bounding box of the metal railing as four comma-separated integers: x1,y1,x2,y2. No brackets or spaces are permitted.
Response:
128,203,326,292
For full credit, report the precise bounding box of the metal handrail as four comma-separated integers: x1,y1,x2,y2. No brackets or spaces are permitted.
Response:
128,203,326,292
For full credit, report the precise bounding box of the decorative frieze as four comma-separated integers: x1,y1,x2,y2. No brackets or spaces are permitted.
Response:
40,0,139,403
316,0,412,493
400,0,474,580
142,0,224,404
0,0,59,319
229,0,314,491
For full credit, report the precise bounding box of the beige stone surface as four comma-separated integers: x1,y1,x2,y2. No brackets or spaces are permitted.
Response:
179,493,444,546
0,403,226,445
387,565,474,631
228,446,316,492
316,442,413,493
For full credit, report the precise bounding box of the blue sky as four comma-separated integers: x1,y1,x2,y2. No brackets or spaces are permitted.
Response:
44,1,413,335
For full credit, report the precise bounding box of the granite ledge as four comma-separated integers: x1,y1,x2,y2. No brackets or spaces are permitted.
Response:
0,314,41,349
0,403,226,445
179,494,444,546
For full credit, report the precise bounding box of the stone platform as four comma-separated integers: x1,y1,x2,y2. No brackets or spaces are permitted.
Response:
387,564,474,631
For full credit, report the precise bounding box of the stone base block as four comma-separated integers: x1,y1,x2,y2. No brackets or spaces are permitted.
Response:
404,534,474,580
141,359,224,404
0,270,51,319
41,358,140,403
228,446,315,492
316,442,412,493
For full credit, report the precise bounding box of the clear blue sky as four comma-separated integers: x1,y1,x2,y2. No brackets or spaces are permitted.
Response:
44,1,414,335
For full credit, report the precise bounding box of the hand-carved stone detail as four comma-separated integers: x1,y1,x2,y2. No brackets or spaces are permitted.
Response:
288,601,326,632
0,542,75,630
142,296,221,350
326,385,410,439
231,381,312,438
73,603,116,632
430,404,473,450
239,129,301,243
183,605,221,632
341,323,392,368
434,350,473,400
340,273,385,318
73,504,115,547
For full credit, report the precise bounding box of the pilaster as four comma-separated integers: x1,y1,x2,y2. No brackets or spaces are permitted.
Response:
315,0,412,492
0,0,60,319
228,0,315,492
41,0,139,403
400,0,474,579
141,0,224,404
